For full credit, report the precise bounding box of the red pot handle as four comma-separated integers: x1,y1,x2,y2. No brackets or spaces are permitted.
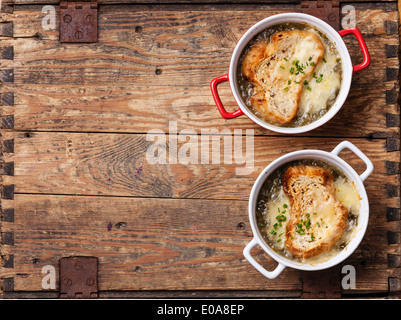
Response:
210,73,244,119
338,27,370,73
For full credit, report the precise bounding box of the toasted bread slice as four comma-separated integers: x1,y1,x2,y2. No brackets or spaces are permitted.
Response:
282,165,348,259
241,30,324,124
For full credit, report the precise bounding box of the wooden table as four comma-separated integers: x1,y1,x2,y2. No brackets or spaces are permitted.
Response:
0,0,400,299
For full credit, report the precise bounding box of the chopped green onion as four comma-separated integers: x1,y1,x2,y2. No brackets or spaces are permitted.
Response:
289,67,294,74
296,223,305,235
287,80,291,85
308,56,312,61
283,87,289,91
270,230,277,235
307,86,312,91
284,57,288,61
283,204,288,208
323,58,327,63
276,215,287,222
280,65,285,69
303,80,308,85
310,62,315,66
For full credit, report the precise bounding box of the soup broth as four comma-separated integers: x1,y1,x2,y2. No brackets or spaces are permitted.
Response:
237,22,342,127
255,159,360,264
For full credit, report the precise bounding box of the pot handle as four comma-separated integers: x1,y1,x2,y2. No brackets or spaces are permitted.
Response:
243,238,286,279
338,27,370,73
331,141,374,182
210,73,244,119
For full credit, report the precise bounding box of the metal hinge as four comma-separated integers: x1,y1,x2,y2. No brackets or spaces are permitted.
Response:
59,1,98,43
300,0,340,31
59,256,99,298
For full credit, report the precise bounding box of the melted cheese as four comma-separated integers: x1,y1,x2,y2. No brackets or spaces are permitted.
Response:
265,189,290,251
334,176,361,214
297,30,342,119
263,172,360,264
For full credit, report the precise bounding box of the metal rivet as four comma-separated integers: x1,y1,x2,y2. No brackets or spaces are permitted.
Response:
75,31,83,39
328,13,336,22
86,15,93,23
63,14,72,23
74,261,83,270
63,278,72,287
86,278,95,286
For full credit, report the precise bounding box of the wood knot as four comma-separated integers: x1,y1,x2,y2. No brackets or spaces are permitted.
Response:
236,222,245,230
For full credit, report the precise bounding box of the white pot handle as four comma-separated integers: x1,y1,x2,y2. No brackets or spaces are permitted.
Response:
331,141,374,182
243,238,285,279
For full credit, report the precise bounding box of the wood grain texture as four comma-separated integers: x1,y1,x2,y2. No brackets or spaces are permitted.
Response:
1,1,400,297
0,197,396,293
1,132,397,201
3,194,302,292
3,3,398,137
2,0,397,5
0,132,397,293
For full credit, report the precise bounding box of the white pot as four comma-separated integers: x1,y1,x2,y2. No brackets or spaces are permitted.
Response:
210,13,370,134
243,141,373,279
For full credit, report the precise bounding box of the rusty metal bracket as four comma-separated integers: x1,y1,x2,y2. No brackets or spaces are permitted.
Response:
301,0,340,31
59,2,98,43
59,256,98,298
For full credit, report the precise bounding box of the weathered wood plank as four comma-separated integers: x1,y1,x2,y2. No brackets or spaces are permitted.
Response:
0,200,396,292
0,196,396,293
1,1,400,298
3,194,302,292
2,4,397,137
2,132,398,202
3,0,397,5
